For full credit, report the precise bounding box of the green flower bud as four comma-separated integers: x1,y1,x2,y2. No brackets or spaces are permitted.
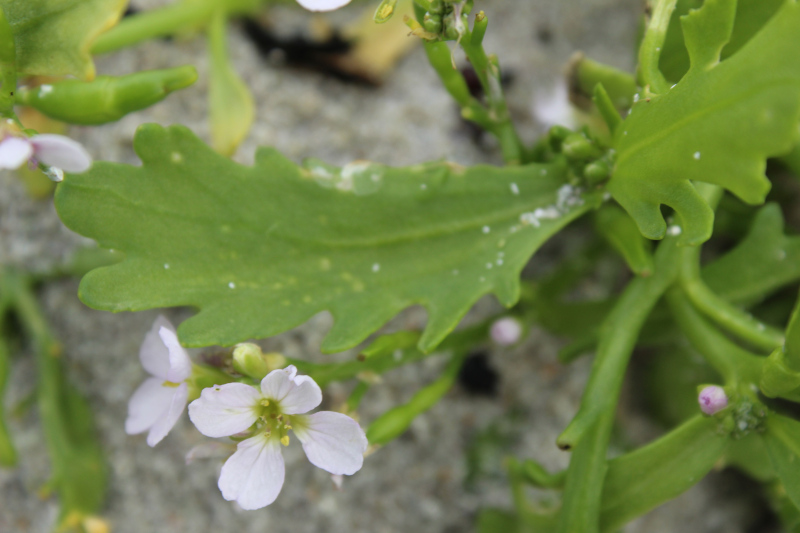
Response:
583,159,610,184
562,132,602,160
233,343,270,380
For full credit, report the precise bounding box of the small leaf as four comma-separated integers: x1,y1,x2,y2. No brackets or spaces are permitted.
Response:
600,415,729,532
702,204,800,305
594,204,654,276
55,125,599,352
208,11,254,156
1,0,127,79
609,0,800,245
681,0,736,72
764,413,800,510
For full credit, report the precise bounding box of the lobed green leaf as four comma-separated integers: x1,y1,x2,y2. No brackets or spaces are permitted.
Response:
55,124,599,352
609,0,800,245
702,204,800,305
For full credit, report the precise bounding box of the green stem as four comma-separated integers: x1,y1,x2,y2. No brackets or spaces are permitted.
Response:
557,410,613,533
0,293,16,466
460,18,523,164
667,288,763,384
679,248,784,353
557,238,680,450
637,0,678,94
0,6,17,116
91,0,262,55
1,269,106,523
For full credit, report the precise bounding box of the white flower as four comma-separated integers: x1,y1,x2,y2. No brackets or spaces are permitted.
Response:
0,133,92,180
188,365,368,510
295,0,351,12
125,316,193,447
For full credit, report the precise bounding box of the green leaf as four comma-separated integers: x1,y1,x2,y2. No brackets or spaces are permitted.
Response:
1,0,127,80
477,509,525,533
208,11,254,156
366,351,465,445
609,0,800,245
702,204,800,305
659,0,785,83
764,413,800,510
593,204,654,276
55,124,599,352
600,415,729,532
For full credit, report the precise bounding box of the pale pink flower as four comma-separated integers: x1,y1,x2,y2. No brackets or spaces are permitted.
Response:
490,317,523,346
125,316,192,446
188,365,367,510
698,385,728,415
0,133,91,180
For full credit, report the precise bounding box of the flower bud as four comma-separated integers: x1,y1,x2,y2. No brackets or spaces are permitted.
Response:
490,317,523,346
698,385,728,415
232,343,270,380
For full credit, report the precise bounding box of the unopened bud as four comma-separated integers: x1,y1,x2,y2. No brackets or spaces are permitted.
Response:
232,343,269,380
698,385,728,415
490,317,523,346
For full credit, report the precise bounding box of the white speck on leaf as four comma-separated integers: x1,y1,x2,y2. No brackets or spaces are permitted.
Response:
667,225,682,236
510,183,520,195
228,282,236,289
372,263,380,273
693,151,701,160
482,225,490,234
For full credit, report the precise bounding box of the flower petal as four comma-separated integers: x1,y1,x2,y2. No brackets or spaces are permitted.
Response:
294,411,367,475
281,375,322,415
125,377,177,435
146,382,189,447
30,134,92,173
139,316,174,380
295,0,351,12
259,365,298,402
159,326,192,382
0,137,33,169
218,434,285,510
188,383,261,438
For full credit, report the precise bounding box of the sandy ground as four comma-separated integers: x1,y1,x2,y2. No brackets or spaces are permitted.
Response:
0,0,768,532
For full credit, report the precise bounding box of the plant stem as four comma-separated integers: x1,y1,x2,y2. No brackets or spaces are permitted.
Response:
638,0,678,95
0,268,107,524
0,293,16,466
679,246,784,353
460,14,523,164
557,237,680,450
91,0,262,55
423,13,525,165
666,288,763,384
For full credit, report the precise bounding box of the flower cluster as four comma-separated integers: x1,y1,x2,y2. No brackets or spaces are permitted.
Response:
127,317,368,509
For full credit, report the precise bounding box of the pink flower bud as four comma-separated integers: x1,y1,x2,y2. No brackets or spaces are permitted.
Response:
490,317,523,346
698,385,728,415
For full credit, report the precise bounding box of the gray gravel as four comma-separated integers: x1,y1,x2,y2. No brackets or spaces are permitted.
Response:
0,1,766,532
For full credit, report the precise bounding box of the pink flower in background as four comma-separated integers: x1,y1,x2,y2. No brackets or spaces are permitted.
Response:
125,316,193,447
189,365,367,510
490,317,523,346
0,133,91,180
